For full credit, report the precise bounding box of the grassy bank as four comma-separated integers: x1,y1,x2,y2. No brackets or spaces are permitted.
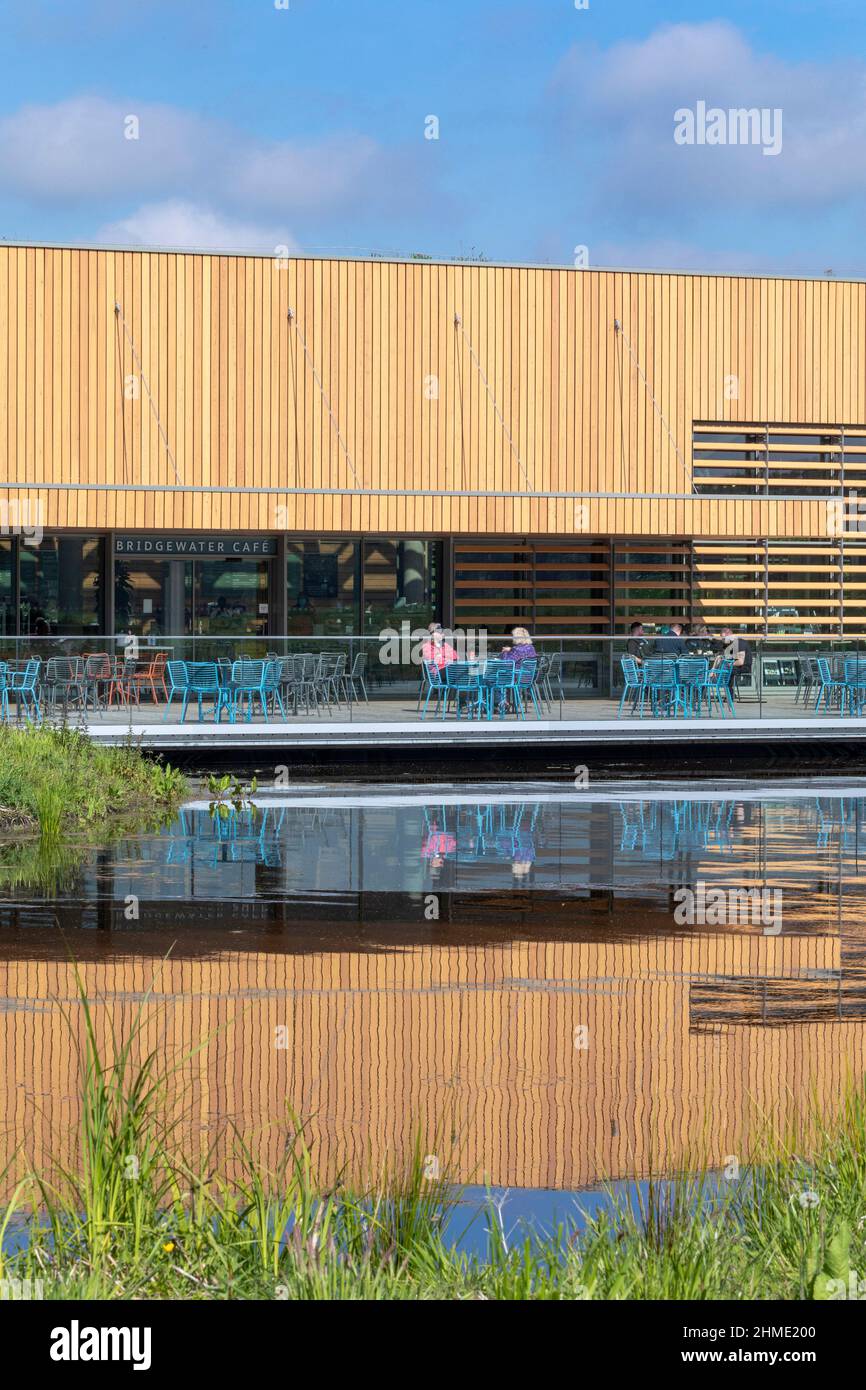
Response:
0,725,185,836
2,979,865,1300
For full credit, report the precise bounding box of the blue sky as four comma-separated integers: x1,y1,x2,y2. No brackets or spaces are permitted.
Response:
1,0,865,273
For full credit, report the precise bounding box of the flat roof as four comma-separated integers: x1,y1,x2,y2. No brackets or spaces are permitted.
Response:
0,236,863,286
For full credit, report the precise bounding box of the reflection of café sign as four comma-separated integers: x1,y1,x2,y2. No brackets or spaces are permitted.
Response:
115,535,278,557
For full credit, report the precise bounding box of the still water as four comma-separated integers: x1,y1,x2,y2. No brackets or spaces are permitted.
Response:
1,779,865,1223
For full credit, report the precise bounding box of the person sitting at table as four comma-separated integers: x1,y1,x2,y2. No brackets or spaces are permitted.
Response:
686,623,711,654
719,625,753,694
500,626,537,667
653,621,687,657
497,627,537,713
421,623,457,670
626,621,648,663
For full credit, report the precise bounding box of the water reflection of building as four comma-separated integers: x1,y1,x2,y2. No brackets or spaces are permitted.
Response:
59,793,866,908
4,792,866,1190
3,923,866,1192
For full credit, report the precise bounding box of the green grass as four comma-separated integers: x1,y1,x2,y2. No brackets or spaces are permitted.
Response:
0,724,185,835
2,971,866,1300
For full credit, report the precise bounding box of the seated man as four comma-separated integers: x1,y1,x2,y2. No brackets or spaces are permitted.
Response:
653,621,687,658
626,621,647,663
719,625,753,694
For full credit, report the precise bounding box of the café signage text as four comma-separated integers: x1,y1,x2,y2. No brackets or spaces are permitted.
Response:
115,536,278,557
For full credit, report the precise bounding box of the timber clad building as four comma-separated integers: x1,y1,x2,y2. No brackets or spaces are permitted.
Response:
1,240,866,640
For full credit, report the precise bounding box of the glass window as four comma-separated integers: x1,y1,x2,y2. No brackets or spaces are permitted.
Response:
192,559,269,636
116,558,172,636
0,541,13,636
287,541,358,636
19,537,102,635
362,539,441,634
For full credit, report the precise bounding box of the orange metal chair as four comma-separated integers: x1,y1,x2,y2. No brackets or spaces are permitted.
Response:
130,650,169,705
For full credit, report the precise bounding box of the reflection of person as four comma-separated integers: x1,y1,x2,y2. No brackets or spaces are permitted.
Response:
421,819,457,876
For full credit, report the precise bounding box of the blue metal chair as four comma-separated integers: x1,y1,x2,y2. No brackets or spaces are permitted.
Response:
10,658,42,722
0,663,9,723
184,661,233,723
513,658,542,720
843,657,866,716
262,658,286,719
163,660,189,721
699,658,736,717
480,659,518,719
639,658,682,718
618,656,644,717
229,658,272,721
814,656,853,715
420,659,445,719
442,661,483,719
675,657,709,718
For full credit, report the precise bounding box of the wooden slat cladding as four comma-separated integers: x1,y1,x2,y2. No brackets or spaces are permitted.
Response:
1,930,861,1192
1,246,865,537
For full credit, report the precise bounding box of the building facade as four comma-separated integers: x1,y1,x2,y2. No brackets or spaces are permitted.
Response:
1,242,866,640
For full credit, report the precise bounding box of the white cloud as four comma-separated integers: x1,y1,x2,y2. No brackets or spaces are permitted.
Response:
97,200,298,253
551,21,866,214
0,94,405,219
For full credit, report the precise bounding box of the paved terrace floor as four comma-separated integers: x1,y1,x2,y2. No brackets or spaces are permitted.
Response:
50,694,866,747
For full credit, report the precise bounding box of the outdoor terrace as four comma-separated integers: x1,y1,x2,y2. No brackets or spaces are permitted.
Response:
2,635,866,750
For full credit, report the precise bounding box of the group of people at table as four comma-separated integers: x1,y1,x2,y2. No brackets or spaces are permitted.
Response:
626,621,753,680
421,623,537,671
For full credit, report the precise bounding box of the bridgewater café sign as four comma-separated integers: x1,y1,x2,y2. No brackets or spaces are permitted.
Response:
114,535,278,557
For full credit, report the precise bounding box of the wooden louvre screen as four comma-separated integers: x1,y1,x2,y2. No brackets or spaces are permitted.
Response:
612,541,691,629
454,537,866,637
452,541,610,636
692,422,866,498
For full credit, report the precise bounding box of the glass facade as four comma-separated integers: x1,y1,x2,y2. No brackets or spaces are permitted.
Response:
362,540,441,634
286,541,357,636
19,537,103,635
119,557,270,637
0,541,13,636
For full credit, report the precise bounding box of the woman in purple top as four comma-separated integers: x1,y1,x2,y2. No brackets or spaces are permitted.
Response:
501,627,537,666
497,627,537,714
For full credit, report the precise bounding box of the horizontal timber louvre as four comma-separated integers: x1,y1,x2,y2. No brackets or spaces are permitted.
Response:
454,537,866,637
693,422,866,498
453,541,610,636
